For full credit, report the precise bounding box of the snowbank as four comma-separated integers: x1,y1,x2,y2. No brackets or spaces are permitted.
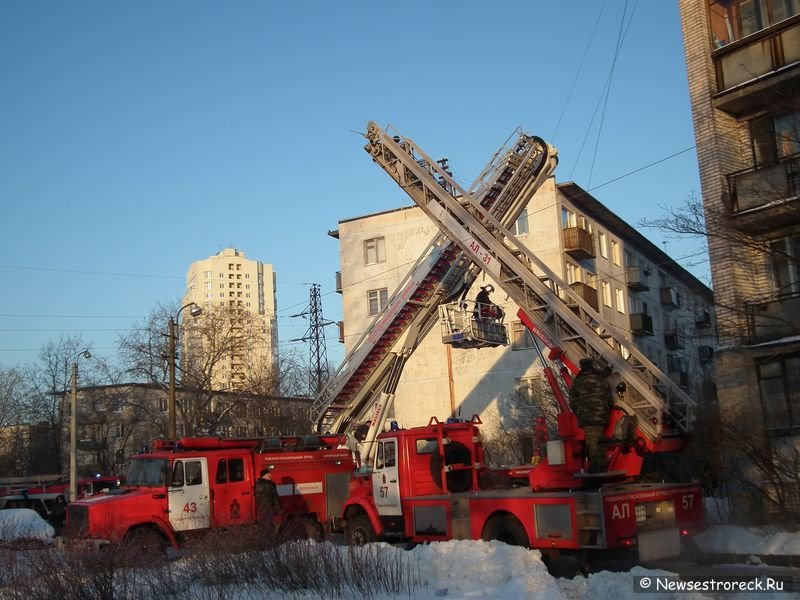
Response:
0,508,55,543
695,525,800,556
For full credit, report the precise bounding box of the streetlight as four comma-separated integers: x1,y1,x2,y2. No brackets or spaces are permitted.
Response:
70,350,91,503
168,302,203,440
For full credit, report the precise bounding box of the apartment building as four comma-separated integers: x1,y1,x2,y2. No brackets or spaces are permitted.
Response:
183,248,278,392
332,178,715,437
679,0,800,519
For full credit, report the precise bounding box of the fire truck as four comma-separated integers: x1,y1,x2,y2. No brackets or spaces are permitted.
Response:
314,123,705,566
64,434,352,550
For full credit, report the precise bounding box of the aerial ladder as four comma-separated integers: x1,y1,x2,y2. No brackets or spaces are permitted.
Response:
361,122,697,481
310,127,558,464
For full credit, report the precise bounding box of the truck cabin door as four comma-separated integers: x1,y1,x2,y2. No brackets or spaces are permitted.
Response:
168,458,211,531
211,456,254,527
372,438,402,516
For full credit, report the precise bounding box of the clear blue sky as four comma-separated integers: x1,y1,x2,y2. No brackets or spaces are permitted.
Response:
0,1,704,371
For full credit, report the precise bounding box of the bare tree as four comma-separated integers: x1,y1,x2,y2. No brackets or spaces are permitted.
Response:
20,336,95,472
482,378,558,468
119,303,290,436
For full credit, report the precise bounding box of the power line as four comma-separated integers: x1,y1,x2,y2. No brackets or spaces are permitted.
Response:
0,264,182,280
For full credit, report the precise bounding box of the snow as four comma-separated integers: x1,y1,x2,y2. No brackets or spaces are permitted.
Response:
695,525,800,556
2,508,800,599
0,508,55,543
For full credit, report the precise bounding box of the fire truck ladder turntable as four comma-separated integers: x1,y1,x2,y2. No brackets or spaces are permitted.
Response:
362,122,696,444
311,126,558,461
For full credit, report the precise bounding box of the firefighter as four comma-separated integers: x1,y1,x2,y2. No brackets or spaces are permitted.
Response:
569,358,614,473
255,468,281,524
474,284,504,322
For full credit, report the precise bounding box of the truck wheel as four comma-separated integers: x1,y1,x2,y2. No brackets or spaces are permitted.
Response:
346,514,377,546
121,527,167,565
481,514,529,547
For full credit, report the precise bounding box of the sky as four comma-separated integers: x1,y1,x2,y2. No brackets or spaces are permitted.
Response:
2,508,799,598
0,1,705,373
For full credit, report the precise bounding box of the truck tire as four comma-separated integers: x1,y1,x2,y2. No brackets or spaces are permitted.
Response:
430,441,473,493
121,527,167,566
346,514,377,546
481,514,529,547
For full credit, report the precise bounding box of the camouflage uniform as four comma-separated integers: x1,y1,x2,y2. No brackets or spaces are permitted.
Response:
569,360,613,472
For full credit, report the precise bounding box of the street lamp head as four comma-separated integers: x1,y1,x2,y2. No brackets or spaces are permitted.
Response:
82,350,92,359
189,305,203,318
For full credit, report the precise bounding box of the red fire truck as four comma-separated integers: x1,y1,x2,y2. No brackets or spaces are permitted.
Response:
335,416,703,566
316,123,706,568
64,434,353,550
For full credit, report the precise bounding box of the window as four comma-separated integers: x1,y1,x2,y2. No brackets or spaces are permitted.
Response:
215,459,228,484
513,209,529,235
561,207,576,229
615,288,625,314
375,440,397,469
204,271,212,278
364,237,386,265
758,355,800,432
708,0,800,47
367,288,389,316
602,281,612,307
611,240,621,266
416,439,438,454
599,231,608,259
511,321,534,350
771,235,800,295
565,262,580,285
185,461,203,486
752,111,800,166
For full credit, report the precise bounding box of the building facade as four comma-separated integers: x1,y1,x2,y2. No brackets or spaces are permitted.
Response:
333,179,715,450
184,248,279,392
679,0,800,520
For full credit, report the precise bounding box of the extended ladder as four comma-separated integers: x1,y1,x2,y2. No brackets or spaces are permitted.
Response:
363,123,695,441
311,125,558,443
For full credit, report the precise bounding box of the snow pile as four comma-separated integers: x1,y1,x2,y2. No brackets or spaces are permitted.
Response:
0,508,55,543
412,539,562,599
695,525,800,556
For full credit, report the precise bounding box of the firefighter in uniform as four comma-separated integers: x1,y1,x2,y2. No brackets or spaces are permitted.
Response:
569,358,614,473
255,468,281,525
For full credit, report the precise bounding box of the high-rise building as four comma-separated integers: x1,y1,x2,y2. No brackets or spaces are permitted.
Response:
332,179,715,441
679,0,800,520
183,248,278,392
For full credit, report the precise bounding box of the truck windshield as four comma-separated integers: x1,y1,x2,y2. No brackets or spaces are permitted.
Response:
126,458,168,487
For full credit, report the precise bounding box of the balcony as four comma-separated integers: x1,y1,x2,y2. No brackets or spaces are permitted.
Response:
335,271,343,294
696,310,713,329
562,227,595,260
698,345,715,363
338,321,345,344
712,16,800,118
728,157,800,234
745,293,800,344
660,286,681,309
565,281,598,312
664,328,685,351
629,313,654,336
625,265,650,291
